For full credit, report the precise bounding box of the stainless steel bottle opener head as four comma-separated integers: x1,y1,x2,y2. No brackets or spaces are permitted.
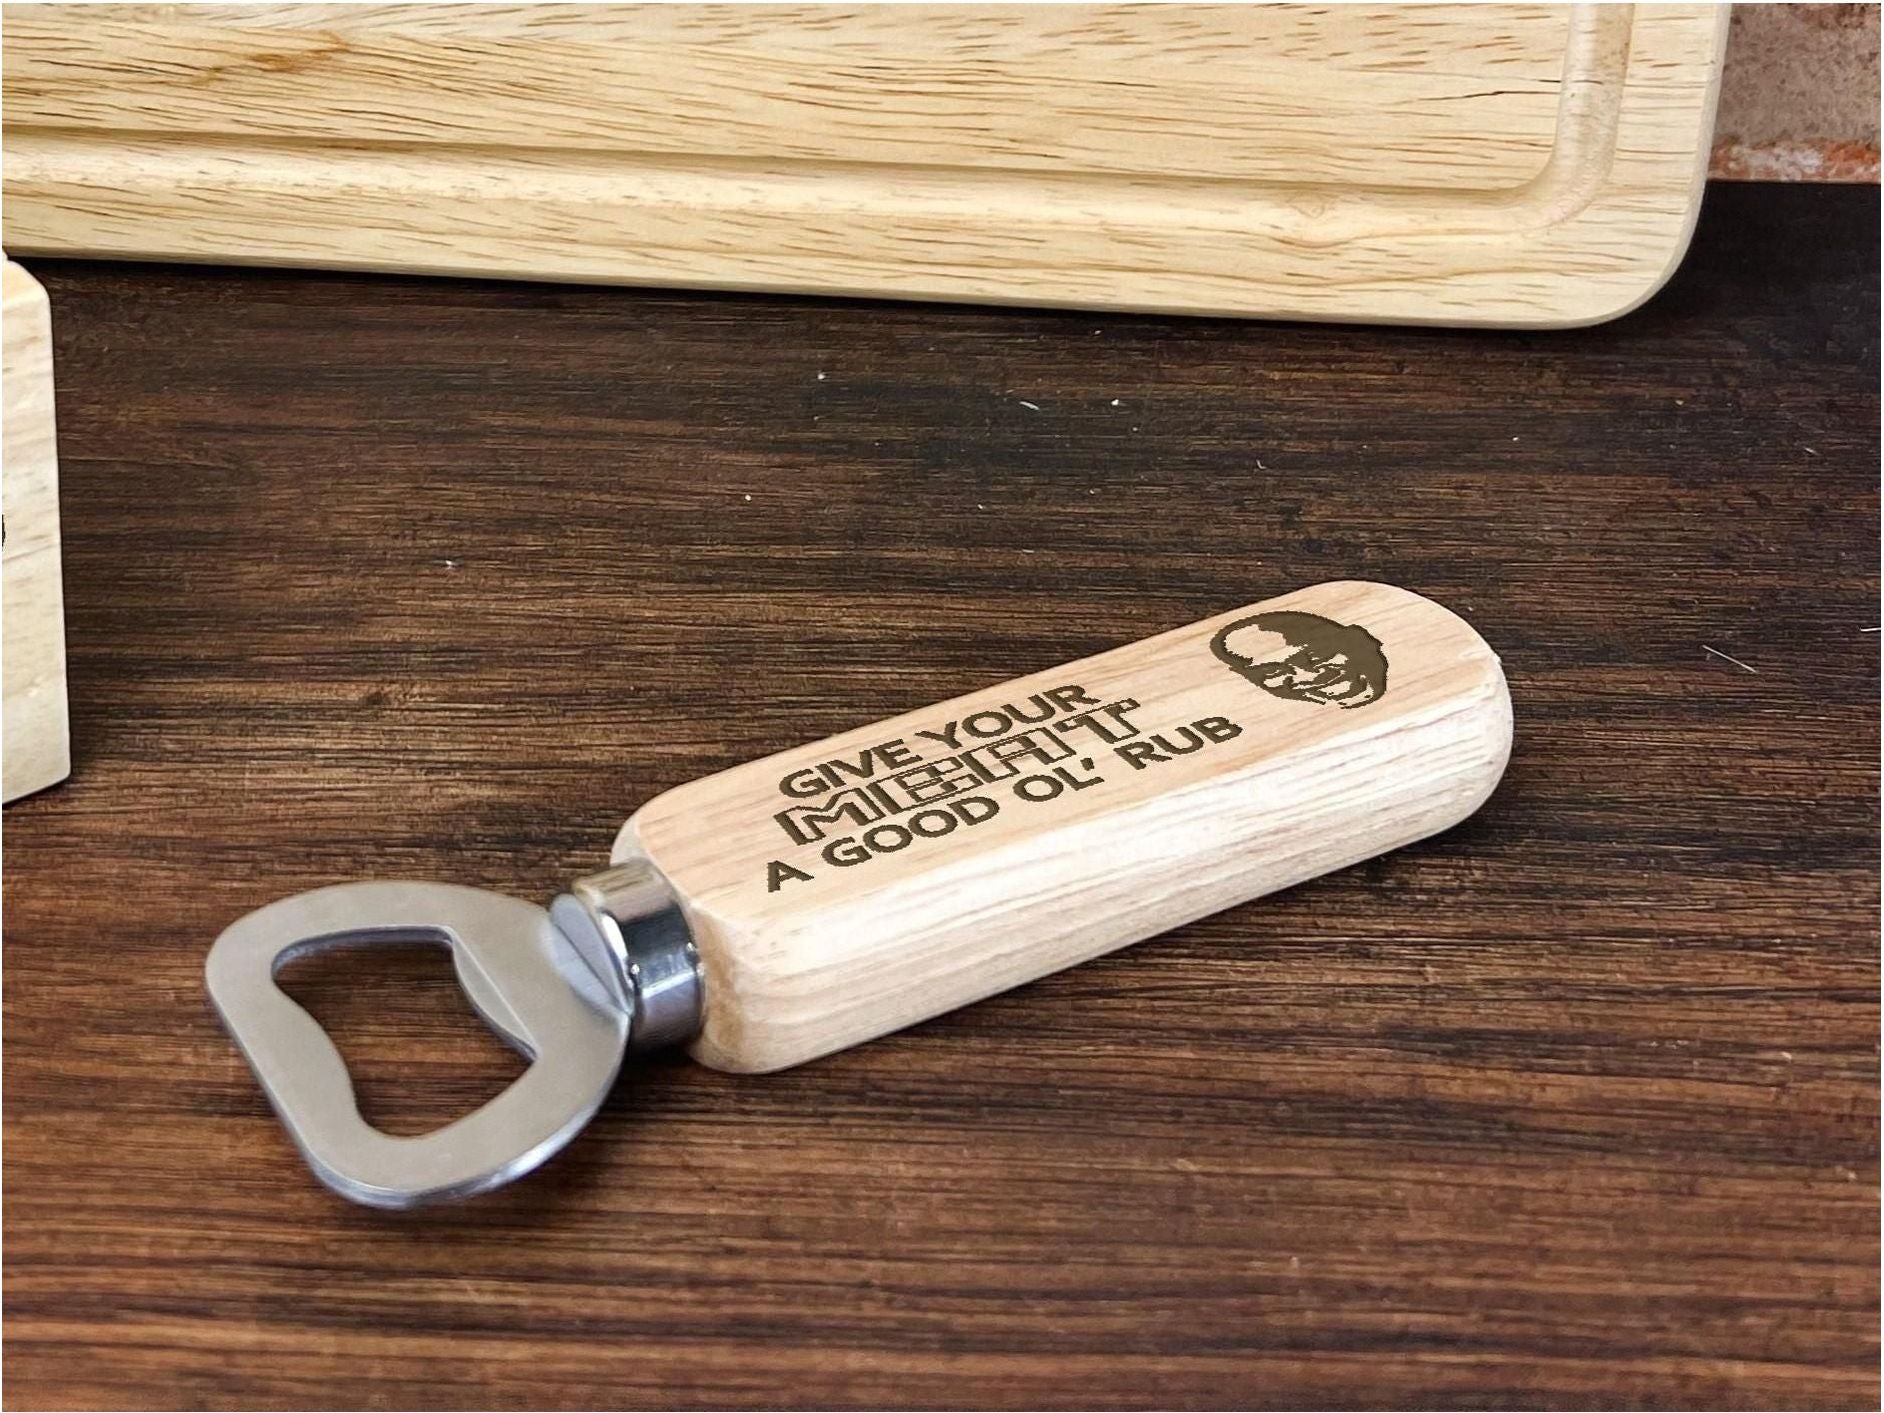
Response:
206,862,701,1208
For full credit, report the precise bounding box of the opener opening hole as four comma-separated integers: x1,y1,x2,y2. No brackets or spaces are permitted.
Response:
274,932,531,1138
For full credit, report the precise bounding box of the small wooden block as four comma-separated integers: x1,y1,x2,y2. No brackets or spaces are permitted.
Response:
3,259,70,803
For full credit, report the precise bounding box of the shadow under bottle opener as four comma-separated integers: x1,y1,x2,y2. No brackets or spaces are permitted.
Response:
208,580,1513,1208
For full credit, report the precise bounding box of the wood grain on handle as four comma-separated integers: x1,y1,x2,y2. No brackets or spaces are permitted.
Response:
621,582,1512,1072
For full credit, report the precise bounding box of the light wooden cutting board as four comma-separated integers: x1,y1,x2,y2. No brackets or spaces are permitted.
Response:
0,3,1728,326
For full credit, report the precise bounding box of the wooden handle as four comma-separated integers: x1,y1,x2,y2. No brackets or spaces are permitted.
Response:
618,581,1511,1073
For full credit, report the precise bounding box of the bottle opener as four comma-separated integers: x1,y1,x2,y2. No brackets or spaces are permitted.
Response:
208,581,1512,1208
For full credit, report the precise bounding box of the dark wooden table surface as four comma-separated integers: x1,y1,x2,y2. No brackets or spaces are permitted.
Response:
4,183,1877,1411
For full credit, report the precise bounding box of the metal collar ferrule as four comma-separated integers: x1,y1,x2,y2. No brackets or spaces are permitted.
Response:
551,855,704,1054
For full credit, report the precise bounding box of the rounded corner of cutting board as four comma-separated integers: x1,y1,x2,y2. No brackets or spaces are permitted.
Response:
1485,178,1715,332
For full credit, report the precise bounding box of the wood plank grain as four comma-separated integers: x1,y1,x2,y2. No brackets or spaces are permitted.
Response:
1,182,1876,1410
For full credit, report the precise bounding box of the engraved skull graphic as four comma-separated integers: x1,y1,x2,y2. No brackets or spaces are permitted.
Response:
1209,610,1387,709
